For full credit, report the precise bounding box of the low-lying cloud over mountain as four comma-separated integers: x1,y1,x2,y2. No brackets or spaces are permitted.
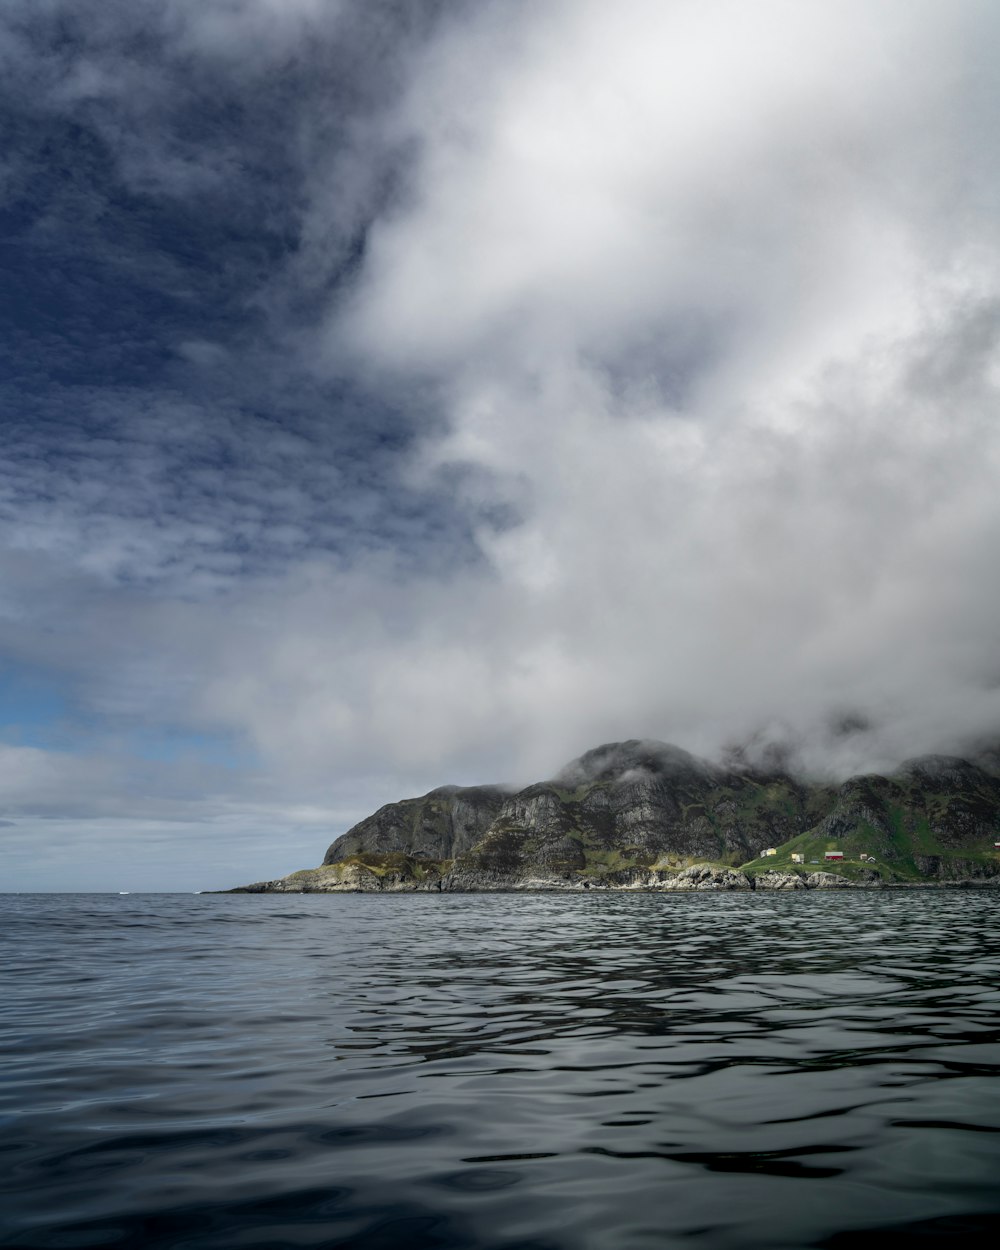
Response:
4,1,1000,889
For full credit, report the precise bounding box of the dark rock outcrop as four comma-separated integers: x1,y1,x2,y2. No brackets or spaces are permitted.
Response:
324,784,506,863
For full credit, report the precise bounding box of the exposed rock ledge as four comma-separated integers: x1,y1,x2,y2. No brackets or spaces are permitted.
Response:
753,869,870,890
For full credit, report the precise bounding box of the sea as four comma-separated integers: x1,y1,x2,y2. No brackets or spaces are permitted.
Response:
1,890,998,1250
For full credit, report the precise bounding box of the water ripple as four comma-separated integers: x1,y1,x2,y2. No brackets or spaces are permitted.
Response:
1,891,999,1249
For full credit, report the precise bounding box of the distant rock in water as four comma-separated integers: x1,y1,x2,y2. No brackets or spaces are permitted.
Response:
228,740,1000,893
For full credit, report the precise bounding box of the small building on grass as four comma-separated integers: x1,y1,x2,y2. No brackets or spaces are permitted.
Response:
824,850,844,861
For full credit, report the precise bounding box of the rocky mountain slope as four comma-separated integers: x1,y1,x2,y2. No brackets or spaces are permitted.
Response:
230,739,1000,892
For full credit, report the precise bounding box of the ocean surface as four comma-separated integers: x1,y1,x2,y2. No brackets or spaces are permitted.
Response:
1,891,999,1250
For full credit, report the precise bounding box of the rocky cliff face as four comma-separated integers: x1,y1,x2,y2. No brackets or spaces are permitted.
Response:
323,784,506,862
230,739,1000,892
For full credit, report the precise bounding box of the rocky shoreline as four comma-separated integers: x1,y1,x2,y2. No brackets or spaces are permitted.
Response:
228,863,999,894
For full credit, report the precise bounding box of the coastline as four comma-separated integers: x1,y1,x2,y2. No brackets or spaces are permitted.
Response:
224,863,1000,894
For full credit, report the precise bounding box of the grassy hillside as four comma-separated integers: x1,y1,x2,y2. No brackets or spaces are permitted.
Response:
742,765,1000,882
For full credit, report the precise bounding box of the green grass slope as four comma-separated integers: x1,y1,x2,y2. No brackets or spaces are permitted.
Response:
742,761,1000,882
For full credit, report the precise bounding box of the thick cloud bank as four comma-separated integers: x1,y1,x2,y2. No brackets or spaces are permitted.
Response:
302,0,1000,777
3,1,1000,887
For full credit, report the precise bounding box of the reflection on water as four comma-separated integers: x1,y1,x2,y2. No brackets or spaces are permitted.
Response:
1,891,999,1249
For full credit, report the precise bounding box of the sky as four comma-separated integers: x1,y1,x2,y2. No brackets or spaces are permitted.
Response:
3,0,1000,891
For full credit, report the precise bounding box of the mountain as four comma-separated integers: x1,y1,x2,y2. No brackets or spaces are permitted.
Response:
229,740,1000,892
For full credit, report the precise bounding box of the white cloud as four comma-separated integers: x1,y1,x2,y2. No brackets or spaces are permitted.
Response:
306,0,1000,777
